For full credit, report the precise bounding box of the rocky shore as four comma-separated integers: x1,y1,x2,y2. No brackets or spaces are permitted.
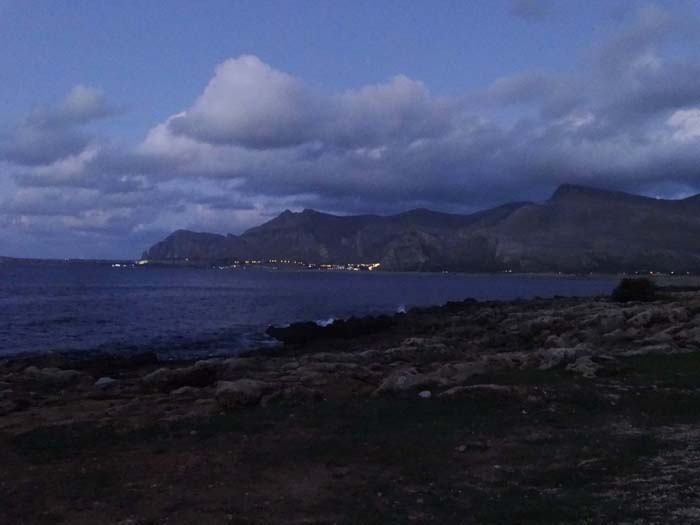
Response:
4,289,700,523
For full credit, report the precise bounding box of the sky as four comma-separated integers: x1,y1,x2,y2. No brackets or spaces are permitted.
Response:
2,0,700,258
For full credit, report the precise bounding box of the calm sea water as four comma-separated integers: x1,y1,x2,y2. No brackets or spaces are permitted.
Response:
0,263,617,359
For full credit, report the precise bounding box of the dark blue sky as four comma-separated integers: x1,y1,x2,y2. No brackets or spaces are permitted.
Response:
2,0,700,258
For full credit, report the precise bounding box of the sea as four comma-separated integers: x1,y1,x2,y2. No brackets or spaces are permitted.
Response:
0,262,618,359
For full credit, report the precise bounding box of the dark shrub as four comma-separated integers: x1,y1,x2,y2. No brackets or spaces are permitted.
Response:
611,277,657,303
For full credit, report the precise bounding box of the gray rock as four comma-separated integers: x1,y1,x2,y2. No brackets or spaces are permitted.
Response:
430,361,488,385
667,307,689,324
482,351,532,371
641,332,674,345
94,377,117,389
218,357,258,380
676,326,700,345
373,367,435,396
215,379,268,410
439,384,514,399
536,345,589,370
598,312,625,333
170,386,201,396
628,310,654,328
621,344,680,357
565,356,601,378
280,361,300,372
601,328,628,342
142,361,218,392
418,390,432,399
544,335,566,348
24,366,86,387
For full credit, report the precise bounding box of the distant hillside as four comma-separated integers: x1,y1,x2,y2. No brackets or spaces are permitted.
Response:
142,185,700,273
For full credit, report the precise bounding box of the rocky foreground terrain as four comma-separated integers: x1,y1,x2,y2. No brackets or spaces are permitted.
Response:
4,290,700,523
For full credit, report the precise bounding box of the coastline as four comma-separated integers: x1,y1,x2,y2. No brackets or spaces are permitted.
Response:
0,265,620,360
4,288,700,522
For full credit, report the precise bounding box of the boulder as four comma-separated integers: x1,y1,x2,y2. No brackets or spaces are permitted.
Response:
621,344,680,357
267,315,395,344
544,335,566,348
536,345,590,370
430,361,488,385
373,368,435,396
215,379,269,410
217,357,259,380
675,326,700,345
641,332,673,345
439,384,515,399
481,351,531,371
667,307,689,324
300,352,362,364
523,316,566,336
24,366,87,387
627,310,654,328
170,386,201,396
597,312,625,333
383,340,452,361
565,356,601,378
280,361,301,372
94,377,117,389
601,328,628,342
142,361,218,392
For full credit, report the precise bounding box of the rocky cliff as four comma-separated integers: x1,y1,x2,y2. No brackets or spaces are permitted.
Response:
143,184,700,273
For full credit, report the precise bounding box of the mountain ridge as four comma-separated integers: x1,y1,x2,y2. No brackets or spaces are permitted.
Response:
143,184,700,273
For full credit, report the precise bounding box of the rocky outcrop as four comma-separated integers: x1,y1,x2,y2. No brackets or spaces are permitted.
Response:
6,291,700,429
141,361,219,392
216,379,269,410
24,366,89,387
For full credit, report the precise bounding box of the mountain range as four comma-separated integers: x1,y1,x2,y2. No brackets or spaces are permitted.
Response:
142,184,700,273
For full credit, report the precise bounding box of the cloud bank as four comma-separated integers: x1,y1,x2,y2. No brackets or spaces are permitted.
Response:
3,4,700,257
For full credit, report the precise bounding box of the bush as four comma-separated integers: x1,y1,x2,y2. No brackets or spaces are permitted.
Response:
611,277,657,303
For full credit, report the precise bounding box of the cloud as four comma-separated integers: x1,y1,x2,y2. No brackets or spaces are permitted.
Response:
667,109,700,142
594,4,673,77
168,56,318,149
0,84,113,167
55,85,112,124
0,122,89,166
168,55,454,150
7,4,700,258
137,5,700,213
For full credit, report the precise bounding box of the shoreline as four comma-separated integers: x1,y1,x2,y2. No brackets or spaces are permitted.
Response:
3,275,694,365
5,255,697,278
5,288,700,522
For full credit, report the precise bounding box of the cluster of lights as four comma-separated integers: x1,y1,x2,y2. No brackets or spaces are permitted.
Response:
317,262,381,271
267,259,305,265
206,258,383,272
